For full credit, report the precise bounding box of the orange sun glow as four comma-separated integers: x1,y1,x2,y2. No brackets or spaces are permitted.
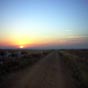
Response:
19,45,24,48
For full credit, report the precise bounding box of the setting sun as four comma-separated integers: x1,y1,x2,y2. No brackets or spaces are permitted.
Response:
19,45,24,48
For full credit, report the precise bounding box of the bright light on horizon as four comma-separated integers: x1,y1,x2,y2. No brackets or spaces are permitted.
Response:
0,0,88,49
19,45,24,49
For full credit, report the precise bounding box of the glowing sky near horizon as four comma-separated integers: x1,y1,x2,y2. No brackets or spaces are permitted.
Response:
0,0,88,49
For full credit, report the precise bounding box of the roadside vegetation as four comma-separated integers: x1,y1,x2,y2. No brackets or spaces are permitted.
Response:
59,49,88,88
0,49,51,82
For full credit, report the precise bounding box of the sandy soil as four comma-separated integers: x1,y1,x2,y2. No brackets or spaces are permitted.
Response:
0,51,75,88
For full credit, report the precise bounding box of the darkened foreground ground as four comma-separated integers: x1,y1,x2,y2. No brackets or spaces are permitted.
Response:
0,49,88,88
0,49,51,80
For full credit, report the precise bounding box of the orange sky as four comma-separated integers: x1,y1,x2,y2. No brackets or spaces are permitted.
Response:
0,36,88,49
0,0,88,49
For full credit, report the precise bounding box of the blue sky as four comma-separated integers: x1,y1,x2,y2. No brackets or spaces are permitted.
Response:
0,0,88,49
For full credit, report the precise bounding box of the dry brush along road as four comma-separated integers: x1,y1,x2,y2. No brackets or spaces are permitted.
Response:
0,51,77,88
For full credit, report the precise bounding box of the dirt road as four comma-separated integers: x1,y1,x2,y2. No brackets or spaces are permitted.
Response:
0,51,75,88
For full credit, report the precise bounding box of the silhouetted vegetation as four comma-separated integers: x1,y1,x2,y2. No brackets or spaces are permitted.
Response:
59,49,88,88
0,49,51,81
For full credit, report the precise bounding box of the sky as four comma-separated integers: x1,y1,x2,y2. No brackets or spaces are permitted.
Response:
0,0,88,49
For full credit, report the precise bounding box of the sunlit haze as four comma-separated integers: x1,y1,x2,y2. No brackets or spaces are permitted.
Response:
19,45,24,49
0,0,88,49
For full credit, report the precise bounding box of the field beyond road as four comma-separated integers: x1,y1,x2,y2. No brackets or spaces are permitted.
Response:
0,51,87,88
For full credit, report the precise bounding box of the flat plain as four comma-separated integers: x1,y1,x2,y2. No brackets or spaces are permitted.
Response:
0,49,88,88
